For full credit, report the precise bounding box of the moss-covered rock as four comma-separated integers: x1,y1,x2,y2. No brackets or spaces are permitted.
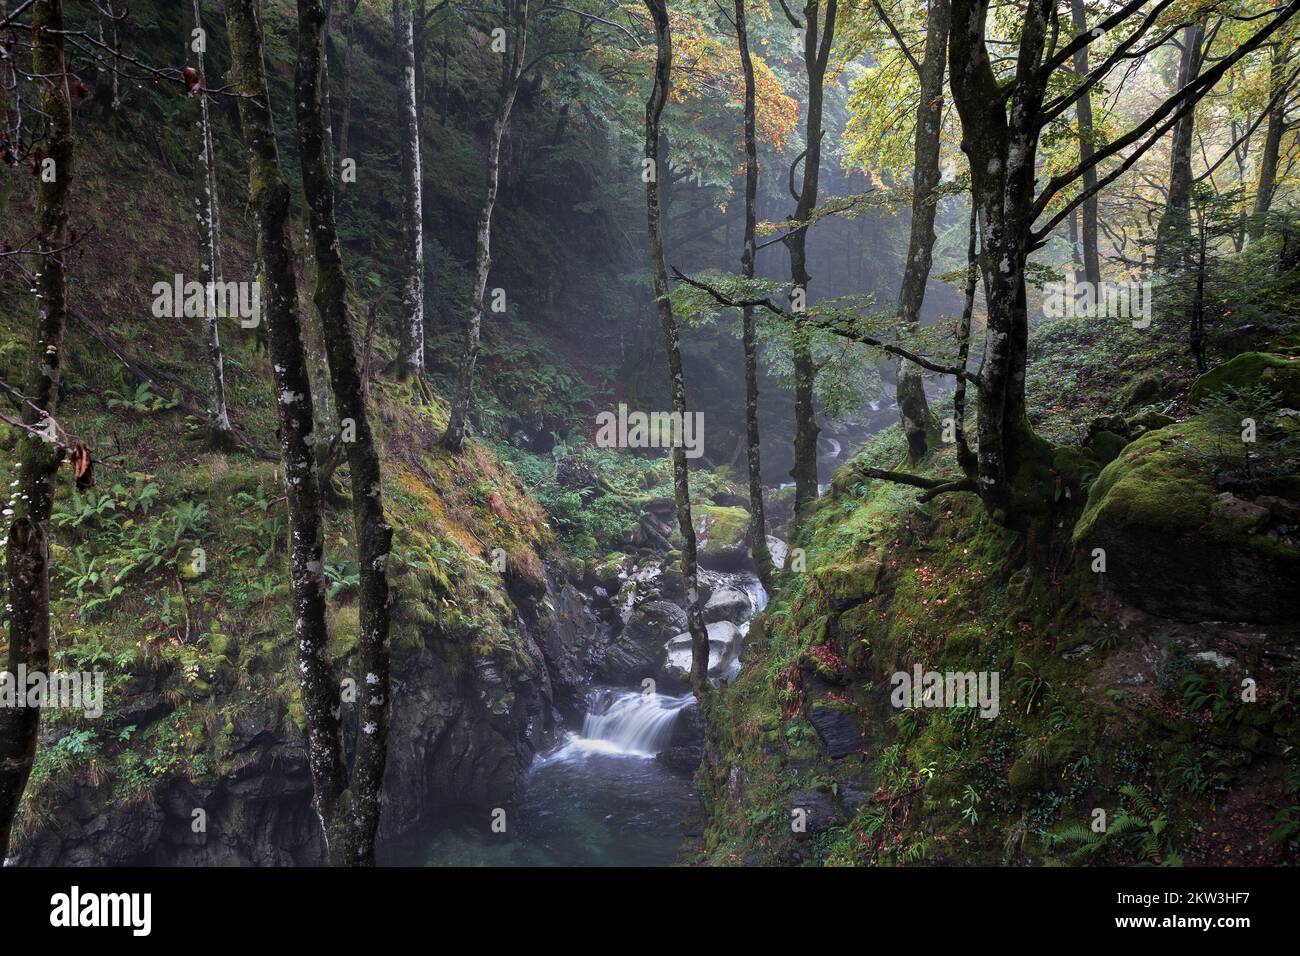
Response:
810,558,882,611
1073,418,1300,622
688,503,752,571
1188,352,1300,408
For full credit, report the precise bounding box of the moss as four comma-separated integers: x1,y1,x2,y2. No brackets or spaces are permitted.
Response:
1188,351,1300,408
1086,430,1128,465
809,558,882,610
1073,419,1220,543
686,503,751,563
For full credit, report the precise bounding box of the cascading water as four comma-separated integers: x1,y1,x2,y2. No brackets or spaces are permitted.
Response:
576,689,695,756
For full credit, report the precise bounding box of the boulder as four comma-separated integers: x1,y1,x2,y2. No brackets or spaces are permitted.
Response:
1073,418,1300,623
810,558,882,611
602,599,687,684
703,585,753,624
662,621,744,685
1188,351,1300,408
790,789,837,839
686,504,753,571
807,699,867,758
656,702,706,772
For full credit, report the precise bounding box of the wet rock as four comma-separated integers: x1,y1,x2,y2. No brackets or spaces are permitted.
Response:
656,703,706,772
602,599,687,684
661,621,744,687
790,788,836,839
807,700,867,758
703,585,753,624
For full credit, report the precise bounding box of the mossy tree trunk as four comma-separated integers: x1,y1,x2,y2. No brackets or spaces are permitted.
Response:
948,0,1052,526
295,0,394,866
0,0,72,860
644,0,709,700
443,0,528,453
784,0,836,539
394,0,425,376
225,0,350,865
895,0,948,464
734,0,775,593
193,0,233,446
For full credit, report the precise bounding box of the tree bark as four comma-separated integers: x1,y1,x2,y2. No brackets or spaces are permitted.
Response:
644,0,709,700
295,0,394,867
225,0,347,863
394,0,425,375
734,0,774,593
1155,21,1205,269
0,0,71,860
193,0,233,444
443,0,528,452
785,0,836,537
948,0,1045,525
336,0,360,164
1070,0,1100,285
1250,41,1290,241
895,0,948,463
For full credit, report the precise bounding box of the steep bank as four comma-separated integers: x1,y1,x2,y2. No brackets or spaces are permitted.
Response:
694,325,1300,867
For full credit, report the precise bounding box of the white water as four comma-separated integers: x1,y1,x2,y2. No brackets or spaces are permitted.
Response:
542,689,695,761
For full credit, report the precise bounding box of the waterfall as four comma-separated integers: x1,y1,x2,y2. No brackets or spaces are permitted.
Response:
564,689,695,757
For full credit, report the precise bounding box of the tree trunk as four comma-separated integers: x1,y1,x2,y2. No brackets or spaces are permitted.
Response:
295,0,394,866
734,0,774,593
336,0,360,164
895,0,948,463
1155,21,1205,269
786,0,836,537
443,0,528,452
193,0,233,445
948,0,1044,526
1070,0,1100,286
225,0,346,863
644,0,709,700
1250,41,1289,241
394,0,425,375
0,0,71,860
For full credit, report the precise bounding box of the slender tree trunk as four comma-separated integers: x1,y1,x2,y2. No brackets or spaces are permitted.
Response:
443,0,528,452
193,0,233,445
734,0,774,592
394,0,425,375
786,0,836,537
644,0,709,700
895,0,948,463
1250,41,1289,241
336,0,359,163
1155,21,1205,269
0,0,72,860
296,0,394,866
225,0,347,864
1070,0,1100,286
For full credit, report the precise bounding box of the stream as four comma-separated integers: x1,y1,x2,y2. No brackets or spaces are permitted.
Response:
413,571,767,867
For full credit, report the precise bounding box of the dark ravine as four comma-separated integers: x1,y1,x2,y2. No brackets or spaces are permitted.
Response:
12,561,600,866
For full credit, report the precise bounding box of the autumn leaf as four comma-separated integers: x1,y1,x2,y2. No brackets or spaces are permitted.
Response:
70,440,94,491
